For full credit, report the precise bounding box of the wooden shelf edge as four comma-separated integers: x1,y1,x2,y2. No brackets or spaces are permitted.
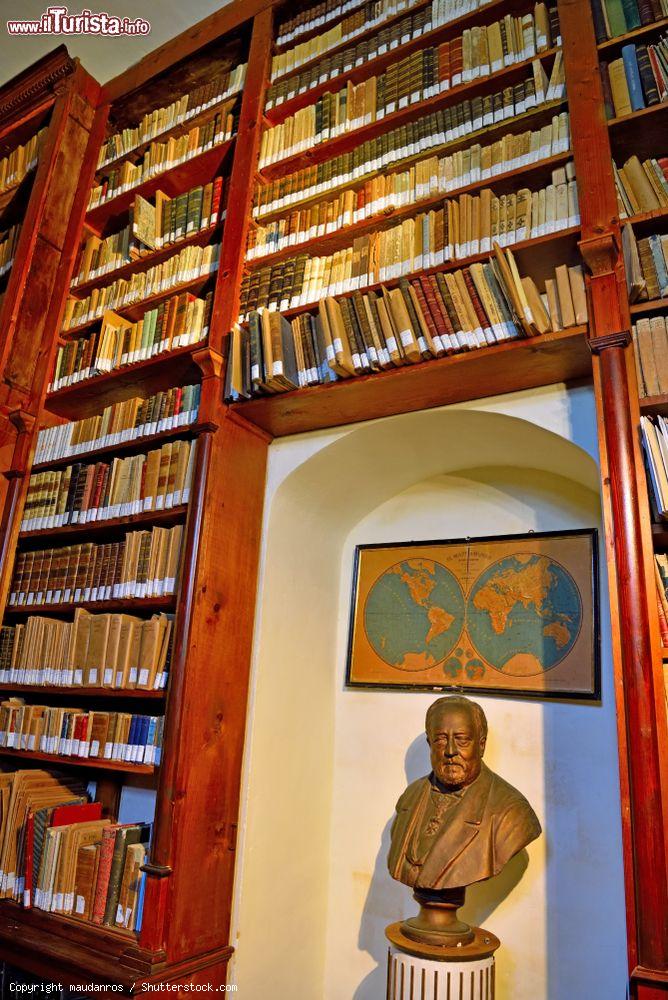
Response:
630,298,668,318
0,746,156,773
19,504,188,542
597,16,668,52
231,325,591,437
0,684,165,698
607,101,668,129
5,597,176,616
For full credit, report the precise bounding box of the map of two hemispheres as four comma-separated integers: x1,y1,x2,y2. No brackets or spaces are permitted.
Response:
347,532,597,696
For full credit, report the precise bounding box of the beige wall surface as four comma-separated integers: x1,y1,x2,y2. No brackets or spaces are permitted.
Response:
232,383,627,1000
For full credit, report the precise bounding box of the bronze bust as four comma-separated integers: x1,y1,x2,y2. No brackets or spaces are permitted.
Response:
387,695,541,946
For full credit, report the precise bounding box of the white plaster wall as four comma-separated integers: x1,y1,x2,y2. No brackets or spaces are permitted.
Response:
231,383,627,1000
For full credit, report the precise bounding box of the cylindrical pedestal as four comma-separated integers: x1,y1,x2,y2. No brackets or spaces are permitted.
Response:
386,923,500,1000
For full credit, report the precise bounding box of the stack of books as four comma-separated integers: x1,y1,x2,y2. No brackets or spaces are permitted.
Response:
633,316,668,396
241,165,578,317
226,243,586,399
254,57,567,219
260,8,556,168
623,221,668,302
34,386,201,463
98,62,247,168
0,773,150,931
21,440,196,531
89,112,236,210
0,611,172,690
74,180,225,287
8,525,185,607
49,292,213,392
0,127,46,194
0,700,163,765
600,34,668,119
62,244,220,331
248,114,571,260
642,414,668,516
613,153,668,216
591,0,668,43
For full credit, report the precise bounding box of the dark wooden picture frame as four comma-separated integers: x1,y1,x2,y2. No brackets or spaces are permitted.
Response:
346,528,600,700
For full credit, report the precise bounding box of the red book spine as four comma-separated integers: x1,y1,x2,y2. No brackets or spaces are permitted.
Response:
23,812,35,907
463,269,492,331
211,176,224,225
91,826,118,924
425,274,456,344
438,41,450,84
410,278,442,354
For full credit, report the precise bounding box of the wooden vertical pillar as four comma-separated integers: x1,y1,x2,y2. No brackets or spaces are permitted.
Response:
559,0,668,992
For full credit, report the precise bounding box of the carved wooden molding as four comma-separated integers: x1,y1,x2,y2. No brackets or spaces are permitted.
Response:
193,346,224,379
0,45,75,125
587,331,632,354
579,232,619,276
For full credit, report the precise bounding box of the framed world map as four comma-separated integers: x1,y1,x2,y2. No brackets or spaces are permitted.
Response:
345,529,599,699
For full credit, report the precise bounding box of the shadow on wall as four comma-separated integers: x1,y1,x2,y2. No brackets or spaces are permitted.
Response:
352,734,530,1000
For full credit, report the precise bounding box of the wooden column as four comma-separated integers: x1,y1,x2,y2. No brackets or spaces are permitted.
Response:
559,1,668,992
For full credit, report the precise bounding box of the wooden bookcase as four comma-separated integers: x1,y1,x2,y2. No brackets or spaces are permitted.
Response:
0,0,665,996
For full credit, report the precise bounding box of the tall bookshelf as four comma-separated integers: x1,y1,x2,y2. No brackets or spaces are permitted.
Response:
0,1,665,997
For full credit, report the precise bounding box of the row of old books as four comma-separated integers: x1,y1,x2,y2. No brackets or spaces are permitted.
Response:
0,127,45,195
591,0,668,43
49,293,213,393
655,554,668,644
89,111,236,212
8,525,184,607
0,224,20,279
248,114,570,260
254,58,566,218
62,243,220,332
641,414,668,516
0,611,172,690
633,315,668,395
0,700,164,766
98,63,247,168
601,35,668,119
268,2,558,108
21,441,196,532
613,153,668,216
0,771,149,932
74,180,225,287
240,168,578,316
623,222,668,301
34,386,201,465
227,245,586,398
259,14,557,168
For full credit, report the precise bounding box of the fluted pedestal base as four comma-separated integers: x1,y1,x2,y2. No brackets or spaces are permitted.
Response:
385,923,500,1000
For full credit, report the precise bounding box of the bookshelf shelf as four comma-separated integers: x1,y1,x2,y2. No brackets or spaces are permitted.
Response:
652,522,668,546
71,223,222,299
61,272,217,337
18,504,188,543
46,343,209,419
625,205,668,237
255,96,568,225
0,746,155,774
259,46,560,181
640,394,668,417
247,150,574,270
265,225,582,321
96,91,242,177
232,325,590,437
4,597,176,617
596,16,668,53
86,137,235,232
630,299,668,318
33,422,208,472
606,101,668,130
266,0,546,125
0,684,165,699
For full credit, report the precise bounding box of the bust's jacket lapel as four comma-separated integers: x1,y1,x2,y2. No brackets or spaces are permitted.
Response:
387,777,431,879
419,764,494,889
